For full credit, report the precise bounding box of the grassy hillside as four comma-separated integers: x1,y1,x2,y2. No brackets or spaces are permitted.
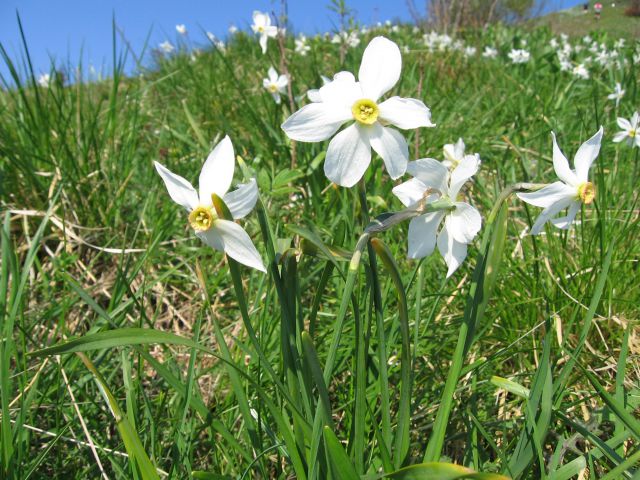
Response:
0,19,639,479
533,0,640,38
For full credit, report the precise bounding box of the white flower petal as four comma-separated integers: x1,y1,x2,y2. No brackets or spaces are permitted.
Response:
268,66,278,82
223,178,259,219
574,127,603,183
368,124,408,179
529,196,574,235
446,202,482,244
199,135,235,204
392,178,428,207
318,71,361,105
154,161,198,212
448,154,480,198
214,219,266,272
307,89,321,102
551,132,578,186
281,103,351,142
516,181,576,208
378,96,435,129
407,158,449,192
324,123,371,187
196,228,224,251
550,200,581,229
408,212,444,259
612,131,627,143
437,226,468,278
276,75,289,89
617,117,631,130
259,34,268,54
252,11,269,28
358,36,401,101
272,92,281,104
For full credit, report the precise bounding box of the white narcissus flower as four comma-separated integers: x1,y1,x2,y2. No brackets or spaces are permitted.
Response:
613,112,640,147
572,63,589,80
517,128,603,235
281,36,435,187
176,24,187,35
251,11,278,54
37,73,51,87
263,67,288,104
482,46,498,58
392,155,482,277
442,138,465,169
508,48,530,64
295,35,311,56
607,82,625,107
159,41,175,54
154,136,266,272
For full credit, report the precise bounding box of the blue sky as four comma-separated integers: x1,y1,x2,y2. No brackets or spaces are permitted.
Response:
0,0,582,81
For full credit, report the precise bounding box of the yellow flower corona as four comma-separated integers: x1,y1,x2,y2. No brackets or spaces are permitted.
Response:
189,206,216,232
351,99,379,125
577,182,595,204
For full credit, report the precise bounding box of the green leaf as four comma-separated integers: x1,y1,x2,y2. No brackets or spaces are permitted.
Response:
323,426,359,480
378,462,510,479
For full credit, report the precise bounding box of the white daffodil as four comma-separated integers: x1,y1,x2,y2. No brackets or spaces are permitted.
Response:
572,64,589,80
37,73,51,88
154,136,265,272
295,35,311,56
607,83,625,107
392,155,482,277
176,24,187,35
517,128,603,235
159,41,175,54
263,67,288,104
482,46,498,58
508,48,530,64
229,24,238,34
252,11,278,54
613,112,640,147
281,36,435,187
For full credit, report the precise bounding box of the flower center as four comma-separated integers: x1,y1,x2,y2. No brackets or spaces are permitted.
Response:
257,26,264,33
188,206,216,232
577,182,595,204
268,84,278,93
351,99,379,125
630,129,637,138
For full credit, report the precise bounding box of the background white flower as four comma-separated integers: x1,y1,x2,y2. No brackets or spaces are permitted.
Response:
263,67,288,104
392,155,482,277
508,48,530,64
176,24,187,35
154,136,265,272
482,46,498,58
252,11,278,54
613,112,639,147
517,128,603,235
37,73,51,87
607,82,625,107
159,41,175,54
281,36,435,187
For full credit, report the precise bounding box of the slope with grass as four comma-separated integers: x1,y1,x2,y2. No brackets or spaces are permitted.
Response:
533,0,640,38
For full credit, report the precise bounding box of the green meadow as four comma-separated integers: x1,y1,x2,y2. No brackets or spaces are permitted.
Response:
0,14,639,480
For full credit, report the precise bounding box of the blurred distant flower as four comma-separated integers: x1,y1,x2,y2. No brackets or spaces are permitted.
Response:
159,41,175,54
572,63,589,79
229,24,238,34
392,155,482,277
154,136,265,272
281,36,435,187
613,112,640,147
176,24,187,35
607,82,625,107
332,30,360,48
263,67,288,104
482,46,498,58
295,34,311,56
37,73,51,88
464,46,477,57
517,128,603,235
508,48,530,64
252,11,278,54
